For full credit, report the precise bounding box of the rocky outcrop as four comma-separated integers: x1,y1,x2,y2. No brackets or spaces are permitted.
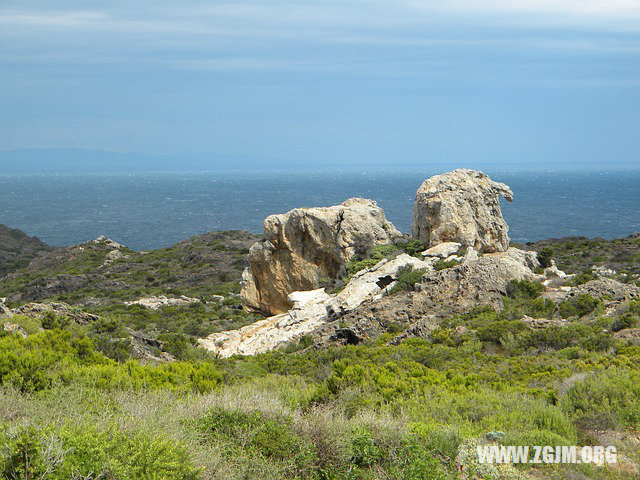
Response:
12,302,99,324
241,198,401,315
16,274,91,302
0,300,10,318
316,247,541,347
412,169,513,253
124,295,200,310
571,278,640,303
200,253,429,357
200,245,544,355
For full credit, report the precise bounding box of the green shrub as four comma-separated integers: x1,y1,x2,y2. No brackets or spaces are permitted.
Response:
41,311,70,330
345,244,399,277
0,330,223,393
537,247,554,268
561,369,640,429
0,423,200,480
350,426,383,467
558,294,600,318
570,271,595,286
197,408,303,461
396,240,427,257
610,314,638,332
433,259,460,271
476,320,527,345
389,265,426,294
505,280,544,300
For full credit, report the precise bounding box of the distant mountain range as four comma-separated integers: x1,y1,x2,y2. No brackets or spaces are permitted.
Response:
2,148,636,173
0,148,295,173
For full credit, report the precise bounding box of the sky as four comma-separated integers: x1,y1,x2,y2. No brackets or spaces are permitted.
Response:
1,0,640,169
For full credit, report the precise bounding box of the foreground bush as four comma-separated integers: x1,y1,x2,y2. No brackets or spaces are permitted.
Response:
0,423,200,480
0,330,223,393
561,368,640,429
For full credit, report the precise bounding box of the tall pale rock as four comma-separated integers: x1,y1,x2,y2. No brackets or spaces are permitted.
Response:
412,169,513,253
241,198,401,315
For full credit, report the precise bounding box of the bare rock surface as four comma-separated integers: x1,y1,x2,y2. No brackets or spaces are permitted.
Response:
200,253,428,357
0,300,10,318
241,198,401,315
570,278,640,302
412,169,513,253
421,242,462,258
124,295,200,310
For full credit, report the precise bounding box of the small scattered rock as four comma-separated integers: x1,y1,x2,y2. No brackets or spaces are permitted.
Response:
2,322,27,338
521,316,566,329
124,295,200,310
13,302,99,324
421,242,462,258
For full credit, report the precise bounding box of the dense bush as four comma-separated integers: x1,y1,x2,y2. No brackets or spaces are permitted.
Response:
558,294,600,318
345,244,399,277
476,320,527,345
389,265,426,294
561,369,640,429
611,314,638,332
0,330,223,393
505,280,544,300
433,258,460,271
537,247,554,268
0,423,200,480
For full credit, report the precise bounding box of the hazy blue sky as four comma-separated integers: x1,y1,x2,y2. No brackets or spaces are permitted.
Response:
1,1,639,168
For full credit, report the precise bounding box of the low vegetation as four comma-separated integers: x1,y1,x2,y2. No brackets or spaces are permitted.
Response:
1,234,640,478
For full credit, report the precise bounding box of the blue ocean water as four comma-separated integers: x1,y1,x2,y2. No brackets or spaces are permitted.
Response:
1,169,639,250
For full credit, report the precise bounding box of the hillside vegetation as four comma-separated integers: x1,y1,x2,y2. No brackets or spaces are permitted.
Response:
0,225,53,277
0,231,639,479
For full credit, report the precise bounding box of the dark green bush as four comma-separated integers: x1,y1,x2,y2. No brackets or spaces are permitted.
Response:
389,265,426,293
40,311,70,330
476,320,527,345
570,271,595,286
433,259,460,271
611,314,638,332
558,294,600,318
396,239,427,257
505,280,544,300
537,247,554,268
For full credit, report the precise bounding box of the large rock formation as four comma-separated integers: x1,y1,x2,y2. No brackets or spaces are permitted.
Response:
241,198,401,315
200,253,430,357
200,245,544,356
412,169,513,253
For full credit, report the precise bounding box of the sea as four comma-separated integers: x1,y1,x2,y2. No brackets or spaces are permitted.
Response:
1,168,639,250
